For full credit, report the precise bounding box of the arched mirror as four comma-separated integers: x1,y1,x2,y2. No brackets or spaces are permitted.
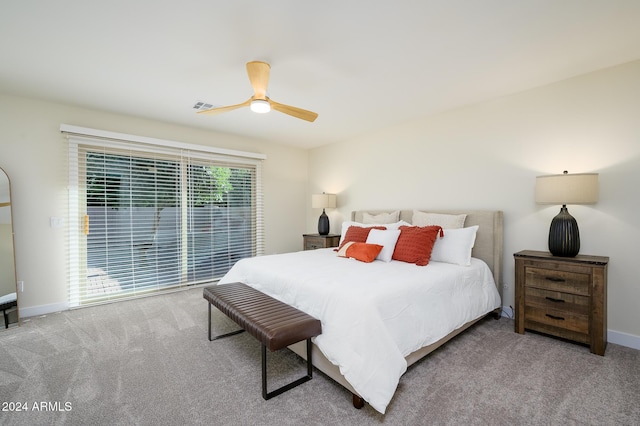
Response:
0,166,18,328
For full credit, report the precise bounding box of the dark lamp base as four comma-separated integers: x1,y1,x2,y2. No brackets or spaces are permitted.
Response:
548,206,580,257
318,209,330,235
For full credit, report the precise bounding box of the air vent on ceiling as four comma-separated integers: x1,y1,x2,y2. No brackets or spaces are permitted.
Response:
193,101,214,111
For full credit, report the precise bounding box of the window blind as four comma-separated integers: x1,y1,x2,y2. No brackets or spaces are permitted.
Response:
64,128,264,307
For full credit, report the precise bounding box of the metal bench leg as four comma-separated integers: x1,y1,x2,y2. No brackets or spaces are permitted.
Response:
262,338,314,400
208,302,245,342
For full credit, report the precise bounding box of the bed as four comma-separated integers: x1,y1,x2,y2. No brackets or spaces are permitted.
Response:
219,209,503,414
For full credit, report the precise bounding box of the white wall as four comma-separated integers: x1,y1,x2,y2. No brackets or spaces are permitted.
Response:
308,60,640,345
0,94,308,315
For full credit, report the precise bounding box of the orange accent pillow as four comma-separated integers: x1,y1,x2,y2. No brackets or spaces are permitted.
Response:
337,242,384,263
337,225,386,251
392,225,443,266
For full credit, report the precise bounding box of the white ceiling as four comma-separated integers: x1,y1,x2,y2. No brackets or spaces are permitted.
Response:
2,1,640,149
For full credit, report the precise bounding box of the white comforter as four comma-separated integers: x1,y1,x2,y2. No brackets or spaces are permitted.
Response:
219,248,501,414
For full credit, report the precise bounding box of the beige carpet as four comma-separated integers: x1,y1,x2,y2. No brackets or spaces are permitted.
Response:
1,288,639,425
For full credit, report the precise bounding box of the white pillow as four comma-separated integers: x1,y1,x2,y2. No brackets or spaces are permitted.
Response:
338,220,409,245
412,211,467,229
384,220,411,230
431,225,479,266
365,229,401,262
362,210,400,224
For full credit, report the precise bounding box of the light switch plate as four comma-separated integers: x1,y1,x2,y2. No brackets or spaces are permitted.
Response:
50,217,65,228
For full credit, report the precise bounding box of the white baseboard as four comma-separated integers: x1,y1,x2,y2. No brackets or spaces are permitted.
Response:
19,301,69,319
501,305,640,352
608,330,640,351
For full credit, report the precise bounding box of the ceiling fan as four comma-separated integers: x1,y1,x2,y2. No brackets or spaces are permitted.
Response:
197,61,318,122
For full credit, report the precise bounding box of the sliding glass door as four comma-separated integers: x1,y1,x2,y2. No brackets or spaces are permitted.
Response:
68,140,262,307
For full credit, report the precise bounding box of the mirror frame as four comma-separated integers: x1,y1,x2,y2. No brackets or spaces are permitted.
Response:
0,166,18,328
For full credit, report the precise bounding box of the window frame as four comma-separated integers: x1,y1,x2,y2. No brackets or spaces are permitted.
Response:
63,125,265,307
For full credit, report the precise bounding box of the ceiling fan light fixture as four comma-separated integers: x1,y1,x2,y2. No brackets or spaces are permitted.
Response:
250,99,271,114
197,61,317,121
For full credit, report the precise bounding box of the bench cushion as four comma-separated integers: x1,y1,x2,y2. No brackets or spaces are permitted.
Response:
203,282,321,351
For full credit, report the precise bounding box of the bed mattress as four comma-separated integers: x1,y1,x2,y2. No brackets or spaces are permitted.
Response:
219,248,501,413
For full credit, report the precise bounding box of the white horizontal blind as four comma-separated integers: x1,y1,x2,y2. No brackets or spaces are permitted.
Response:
185,157,259,283
66,133,263,307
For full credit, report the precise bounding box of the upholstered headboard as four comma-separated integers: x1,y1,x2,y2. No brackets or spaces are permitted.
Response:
351,210,503,289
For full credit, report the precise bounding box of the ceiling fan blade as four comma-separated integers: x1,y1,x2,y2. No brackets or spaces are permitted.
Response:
196,99,251,115
268,98,318,122
246,61,270,99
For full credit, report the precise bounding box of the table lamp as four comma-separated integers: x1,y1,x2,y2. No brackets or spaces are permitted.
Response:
535,171,598,257
312,193,336,235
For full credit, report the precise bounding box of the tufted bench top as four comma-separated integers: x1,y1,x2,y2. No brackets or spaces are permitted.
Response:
203,282,321,351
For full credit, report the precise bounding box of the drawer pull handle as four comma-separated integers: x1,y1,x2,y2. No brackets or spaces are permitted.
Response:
545,313,565,321
545,296,565,303
545,276,565,283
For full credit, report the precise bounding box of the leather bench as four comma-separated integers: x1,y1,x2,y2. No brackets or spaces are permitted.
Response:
203,282,322,400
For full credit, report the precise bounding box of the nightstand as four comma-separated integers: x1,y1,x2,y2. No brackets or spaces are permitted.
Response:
514,250,608,355
303,234,340,250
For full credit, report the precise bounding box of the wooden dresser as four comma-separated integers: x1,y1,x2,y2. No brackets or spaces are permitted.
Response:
303,234,341,250
514,250,608,355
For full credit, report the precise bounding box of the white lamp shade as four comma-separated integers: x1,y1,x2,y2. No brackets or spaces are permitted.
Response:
535,173,598,205
312,193,336,209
